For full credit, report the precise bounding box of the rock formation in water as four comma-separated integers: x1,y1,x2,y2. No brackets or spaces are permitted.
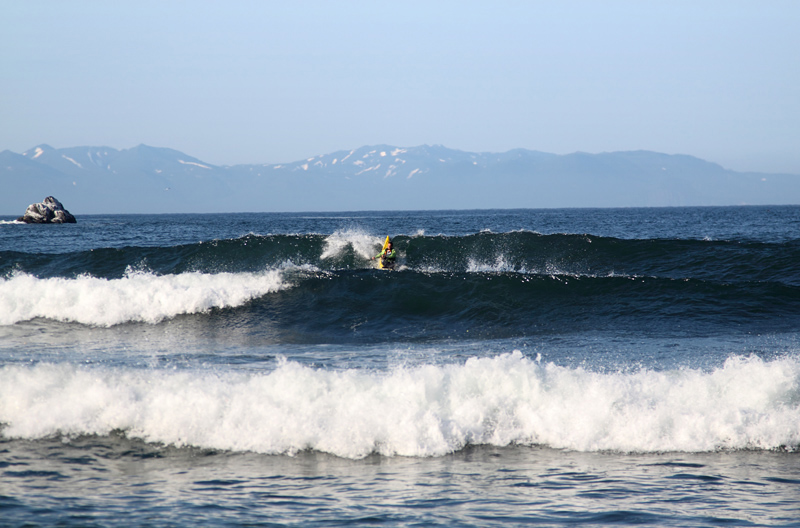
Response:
17,196,77,224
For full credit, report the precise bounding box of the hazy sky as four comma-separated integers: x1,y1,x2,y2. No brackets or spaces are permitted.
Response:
2,1,799,173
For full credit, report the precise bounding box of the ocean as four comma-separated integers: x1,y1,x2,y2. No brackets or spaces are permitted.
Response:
1,206,799,527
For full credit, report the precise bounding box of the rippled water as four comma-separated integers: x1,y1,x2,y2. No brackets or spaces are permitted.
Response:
2,206,799,526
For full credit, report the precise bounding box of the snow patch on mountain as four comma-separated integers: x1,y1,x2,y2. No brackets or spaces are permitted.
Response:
62,155,82,168
178,160,212,170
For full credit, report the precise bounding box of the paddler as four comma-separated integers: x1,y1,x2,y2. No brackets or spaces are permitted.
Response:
372,239,397,269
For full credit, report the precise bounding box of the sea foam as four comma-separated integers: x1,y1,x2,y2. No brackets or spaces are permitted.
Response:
1,352,798,458
321,229,382,261
0,269,287,326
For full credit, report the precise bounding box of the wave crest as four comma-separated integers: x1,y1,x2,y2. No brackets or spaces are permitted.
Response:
0,269,288,326
1,353,798,457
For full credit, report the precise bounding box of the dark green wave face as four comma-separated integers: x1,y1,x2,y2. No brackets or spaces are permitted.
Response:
5,230,800,284
4,230,800,343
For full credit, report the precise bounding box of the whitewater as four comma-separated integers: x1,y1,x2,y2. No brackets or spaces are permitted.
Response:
0,269,288,326
2,207,800,527
2,353,798,458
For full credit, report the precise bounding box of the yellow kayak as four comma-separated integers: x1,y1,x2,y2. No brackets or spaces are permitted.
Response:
377,235,393,269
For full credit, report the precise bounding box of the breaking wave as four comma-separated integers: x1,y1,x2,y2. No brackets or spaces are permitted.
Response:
0,269,288,326
1,352,798,458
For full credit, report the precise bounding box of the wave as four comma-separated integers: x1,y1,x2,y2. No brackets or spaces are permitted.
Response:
3,266,797,336
4,230,800,335
1,352,798,458
0,268,288,326
5,230,800,284
3,262,800,339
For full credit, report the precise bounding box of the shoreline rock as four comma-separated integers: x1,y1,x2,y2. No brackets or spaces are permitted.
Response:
17,196,77,224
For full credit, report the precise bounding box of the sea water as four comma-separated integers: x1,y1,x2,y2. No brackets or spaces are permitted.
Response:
1,207,799,526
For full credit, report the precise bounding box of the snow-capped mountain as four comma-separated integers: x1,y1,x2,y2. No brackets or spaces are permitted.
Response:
2,144,799,214
20,144,218,179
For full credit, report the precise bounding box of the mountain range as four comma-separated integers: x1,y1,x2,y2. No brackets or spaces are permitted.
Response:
2,144,799,215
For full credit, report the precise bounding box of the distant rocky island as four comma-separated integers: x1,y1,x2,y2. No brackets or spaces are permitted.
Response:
2,144,799,214
16,196,76,224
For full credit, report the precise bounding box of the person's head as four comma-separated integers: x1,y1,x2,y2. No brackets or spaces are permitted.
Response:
387,241,392,248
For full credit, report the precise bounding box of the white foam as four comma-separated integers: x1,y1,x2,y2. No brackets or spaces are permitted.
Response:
467,256,524,274
1,352,798,458
465,255,625,279
0,269,287,326
321,230,383,261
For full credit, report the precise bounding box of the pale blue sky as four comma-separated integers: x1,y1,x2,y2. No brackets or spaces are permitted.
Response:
2,0,798,173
